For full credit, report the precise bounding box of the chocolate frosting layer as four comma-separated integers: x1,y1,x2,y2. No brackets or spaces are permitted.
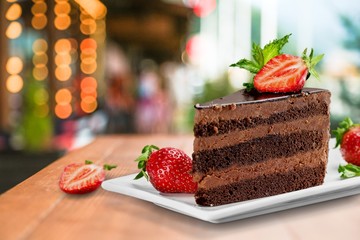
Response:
194,88,329,109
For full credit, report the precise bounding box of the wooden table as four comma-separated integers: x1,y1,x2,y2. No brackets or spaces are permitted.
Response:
1,135,360,240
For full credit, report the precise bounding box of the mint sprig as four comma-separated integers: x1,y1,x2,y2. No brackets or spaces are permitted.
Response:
84,160,117,171
230,34,291,91
134,145,159,180
333,117,356,148
338,164,360,179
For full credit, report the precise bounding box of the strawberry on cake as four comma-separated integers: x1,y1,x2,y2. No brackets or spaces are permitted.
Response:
192,34,331,206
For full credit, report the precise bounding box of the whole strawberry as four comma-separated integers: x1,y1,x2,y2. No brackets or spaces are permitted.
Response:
334,117,360,166
134,145,197,193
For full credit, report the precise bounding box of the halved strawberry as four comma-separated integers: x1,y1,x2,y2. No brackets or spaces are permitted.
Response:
59,161,116,194
254,54,308,93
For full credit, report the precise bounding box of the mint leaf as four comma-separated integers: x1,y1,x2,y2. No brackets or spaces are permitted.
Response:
338,164,360,179
262,34,291,64
251,42,264,67
243,82,255,92
332,117,354,148
230,59,261,74
103,164,117,171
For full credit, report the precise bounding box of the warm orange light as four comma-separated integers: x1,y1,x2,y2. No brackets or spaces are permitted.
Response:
80,51,97,61
33,66,49,81
55,104,72,119
81,96,97,113
6,3,22,21
81,90,97,100
33,53,48,66
55,53,71,66
54,14,71,30
55,65,72,81
6,21,22,39
55,39,71,53
81,76,97,89
75,0,107,20
54,2,71,15
80,38,97,50
81,57,96,65
32,14,48,30
6,75,23,93
31,1,47,15
6,57,23,75
55,88,72,104
6,0,18,3
80,18,96,35
80,62,97,74
33,39,48,53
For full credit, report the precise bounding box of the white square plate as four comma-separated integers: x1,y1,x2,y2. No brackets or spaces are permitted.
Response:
101,139,360,223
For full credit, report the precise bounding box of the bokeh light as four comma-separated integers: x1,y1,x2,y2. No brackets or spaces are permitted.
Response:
55,65,72,81
32,14,48,30
55,39,72,53
55,104,72,119
33,53,48,66
80,61,97,74
55,53,72,66
55,88,72,105
34,88,49,105
6,75,23,93
33,39,48,53
6,57,23,75
31,1,47,15
54,2,71,15
6,3,22,21
81,96,97,113
54,14,71,30
6,21,22,39
33,66,49,81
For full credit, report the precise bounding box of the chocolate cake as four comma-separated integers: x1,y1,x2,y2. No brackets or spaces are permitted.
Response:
192,88,331,206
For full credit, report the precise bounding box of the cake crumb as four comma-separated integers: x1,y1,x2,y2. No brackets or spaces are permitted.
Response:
213,126,219,134
229,103,237,110
212,105,222,111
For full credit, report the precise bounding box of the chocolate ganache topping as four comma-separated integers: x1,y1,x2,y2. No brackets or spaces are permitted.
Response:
194,88,327,109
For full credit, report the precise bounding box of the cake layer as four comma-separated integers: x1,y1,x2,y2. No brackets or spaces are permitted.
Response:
194,115,328,152
194,101,328,137
194,89,330,127
192,130,325,174
194,148,327,188
195,164,326,206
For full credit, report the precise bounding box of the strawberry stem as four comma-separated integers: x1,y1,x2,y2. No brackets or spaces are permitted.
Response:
103,164,117,171
134,145,159,180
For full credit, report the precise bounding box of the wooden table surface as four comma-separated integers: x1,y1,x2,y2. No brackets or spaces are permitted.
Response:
1,135,360,240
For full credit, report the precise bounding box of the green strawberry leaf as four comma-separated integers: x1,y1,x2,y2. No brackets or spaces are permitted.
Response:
338,164,360,179
134,145,159,181
302,48,324,80
332,117,354,148
85,160,93,165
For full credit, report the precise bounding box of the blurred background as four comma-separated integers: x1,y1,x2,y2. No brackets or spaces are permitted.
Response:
1,0,360,193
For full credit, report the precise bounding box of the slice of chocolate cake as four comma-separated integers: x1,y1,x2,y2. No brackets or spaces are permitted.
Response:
192,88,331,206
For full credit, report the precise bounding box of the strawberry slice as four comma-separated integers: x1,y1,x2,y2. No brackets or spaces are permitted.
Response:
254,54,308,93
59,161,116,194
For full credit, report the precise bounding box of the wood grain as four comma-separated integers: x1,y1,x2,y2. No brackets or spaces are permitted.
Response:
0,135,360,240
